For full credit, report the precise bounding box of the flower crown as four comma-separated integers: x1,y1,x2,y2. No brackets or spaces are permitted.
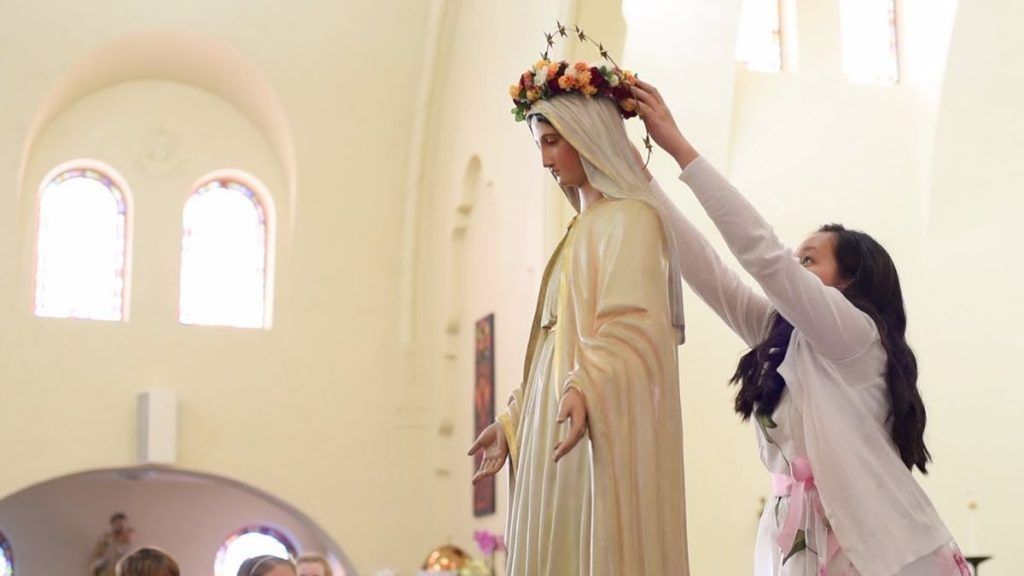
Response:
509,60,639,122
509,22,653,165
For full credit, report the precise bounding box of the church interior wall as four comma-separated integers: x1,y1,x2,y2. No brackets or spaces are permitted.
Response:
0,0,1019,574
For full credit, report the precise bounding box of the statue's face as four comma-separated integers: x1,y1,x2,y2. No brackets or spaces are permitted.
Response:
530,118,588,188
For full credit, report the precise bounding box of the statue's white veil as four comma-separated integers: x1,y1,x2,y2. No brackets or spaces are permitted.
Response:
530,94,685,343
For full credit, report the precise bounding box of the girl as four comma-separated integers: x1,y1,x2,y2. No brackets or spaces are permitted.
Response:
630,80,970,576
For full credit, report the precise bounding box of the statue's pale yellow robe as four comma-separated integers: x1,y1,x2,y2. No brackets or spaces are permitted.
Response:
498,198,688,576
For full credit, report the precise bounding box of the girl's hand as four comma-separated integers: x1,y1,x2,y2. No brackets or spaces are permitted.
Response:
631,80,699,168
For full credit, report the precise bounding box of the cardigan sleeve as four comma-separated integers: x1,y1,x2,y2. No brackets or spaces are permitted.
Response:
649,177,772,348
678,157,877,361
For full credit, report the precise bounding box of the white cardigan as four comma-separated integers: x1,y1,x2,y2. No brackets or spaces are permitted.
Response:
664,156,953,575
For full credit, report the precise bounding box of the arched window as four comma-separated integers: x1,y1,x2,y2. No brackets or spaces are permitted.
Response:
179,174,273,328
214,525,296,576
0,531,13,576
735,0,784,73
840,0,899,84
34,164,130,321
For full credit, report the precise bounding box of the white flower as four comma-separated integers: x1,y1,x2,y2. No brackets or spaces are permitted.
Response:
535,66,549,86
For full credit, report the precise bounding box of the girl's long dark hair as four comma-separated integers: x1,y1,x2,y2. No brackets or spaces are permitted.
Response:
731,224,931,473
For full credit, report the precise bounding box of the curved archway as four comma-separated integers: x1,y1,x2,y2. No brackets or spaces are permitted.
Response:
0,466,355,576
443,155,483,339
15,30,298,230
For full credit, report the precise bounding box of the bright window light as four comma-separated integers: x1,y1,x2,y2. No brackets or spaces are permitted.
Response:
179,179,269,329
840,0,899,84
736,0,783,73
214,527,295,576
34,168,128,321
0,530,13,576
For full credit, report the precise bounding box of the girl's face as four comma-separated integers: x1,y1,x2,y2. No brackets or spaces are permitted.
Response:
796,232,848,289
530,118,588,187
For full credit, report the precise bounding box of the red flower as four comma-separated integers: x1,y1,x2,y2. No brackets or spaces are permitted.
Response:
611,85,631,101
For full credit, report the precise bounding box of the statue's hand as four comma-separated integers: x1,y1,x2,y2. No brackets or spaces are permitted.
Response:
468,421,509,485
553,387,588,462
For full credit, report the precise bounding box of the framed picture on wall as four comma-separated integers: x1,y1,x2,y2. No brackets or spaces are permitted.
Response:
473,313,496,517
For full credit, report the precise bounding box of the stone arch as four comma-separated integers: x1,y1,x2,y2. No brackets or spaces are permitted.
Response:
15,30,297,230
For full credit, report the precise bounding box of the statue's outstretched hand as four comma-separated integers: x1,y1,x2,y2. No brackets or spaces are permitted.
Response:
468,421,509,485
553,387,588,462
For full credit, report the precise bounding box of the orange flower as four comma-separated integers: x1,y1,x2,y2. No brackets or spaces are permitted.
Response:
509,84,522,99
622,70,637,85
526,88,541,102
577,69,592,86
581,84,598,97
548,62,560,76
558,75,577,90
573,61,590,73
534,59,550,72
620,98,637,112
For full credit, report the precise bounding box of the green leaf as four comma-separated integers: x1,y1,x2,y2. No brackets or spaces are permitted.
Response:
782,529,807,565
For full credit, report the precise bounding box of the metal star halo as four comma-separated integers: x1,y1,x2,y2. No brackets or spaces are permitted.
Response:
530,20,653,168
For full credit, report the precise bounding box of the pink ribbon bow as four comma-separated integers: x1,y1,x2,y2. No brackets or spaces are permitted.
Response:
772,456,840,576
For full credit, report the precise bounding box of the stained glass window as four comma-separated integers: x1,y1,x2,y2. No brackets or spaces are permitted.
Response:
214,525,296,576
840,0,899,84
0,531,13,576
179,178,270,329
34,166,128,321
735,0,783,73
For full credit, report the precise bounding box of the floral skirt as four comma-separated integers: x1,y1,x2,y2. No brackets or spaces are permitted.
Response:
755,495,973,576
